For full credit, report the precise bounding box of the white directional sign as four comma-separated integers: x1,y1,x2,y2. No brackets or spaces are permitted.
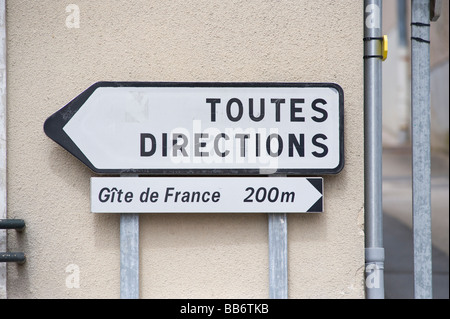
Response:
44,82,343,175
91,177,323,213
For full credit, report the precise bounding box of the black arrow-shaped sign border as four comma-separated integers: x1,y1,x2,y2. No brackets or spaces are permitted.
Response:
44,81,344,175
44,83,100,173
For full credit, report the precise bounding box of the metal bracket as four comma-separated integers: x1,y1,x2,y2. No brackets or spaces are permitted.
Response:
363,35,388,61
381,35,388,61
0,252,26,264
0,219,26,264
0,219,26,232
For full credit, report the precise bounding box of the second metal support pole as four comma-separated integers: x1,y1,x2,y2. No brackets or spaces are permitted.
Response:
120,213,139,299
268,213,288,299
120,175,139,299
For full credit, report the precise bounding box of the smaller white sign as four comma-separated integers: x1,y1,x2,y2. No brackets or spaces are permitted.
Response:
91,177,323,213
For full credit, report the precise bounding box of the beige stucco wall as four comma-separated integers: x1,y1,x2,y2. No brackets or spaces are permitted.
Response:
5,0,364,298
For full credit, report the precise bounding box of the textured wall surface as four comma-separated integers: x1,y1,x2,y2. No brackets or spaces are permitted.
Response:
6,0,364,298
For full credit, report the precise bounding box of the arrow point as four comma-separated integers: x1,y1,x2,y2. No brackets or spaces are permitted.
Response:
307,196,323,212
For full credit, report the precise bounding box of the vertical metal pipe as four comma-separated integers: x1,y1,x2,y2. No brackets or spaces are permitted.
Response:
411,0,432,299
364,0,385,299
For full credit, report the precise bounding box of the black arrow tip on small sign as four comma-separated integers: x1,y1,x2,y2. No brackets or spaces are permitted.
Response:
307,178,323,212
307,197,323,213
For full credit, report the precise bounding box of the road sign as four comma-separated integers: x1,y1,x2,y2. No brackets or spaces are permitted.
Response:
44,82,344,175
91,177,323,213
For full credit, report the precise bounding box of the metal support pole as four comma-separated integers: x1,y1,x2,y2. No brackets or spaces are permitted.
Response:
120,174,139,299
120,213,139,299
268,213,288,299
268,173,288,299
364,0,385,299
411,0,432,299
